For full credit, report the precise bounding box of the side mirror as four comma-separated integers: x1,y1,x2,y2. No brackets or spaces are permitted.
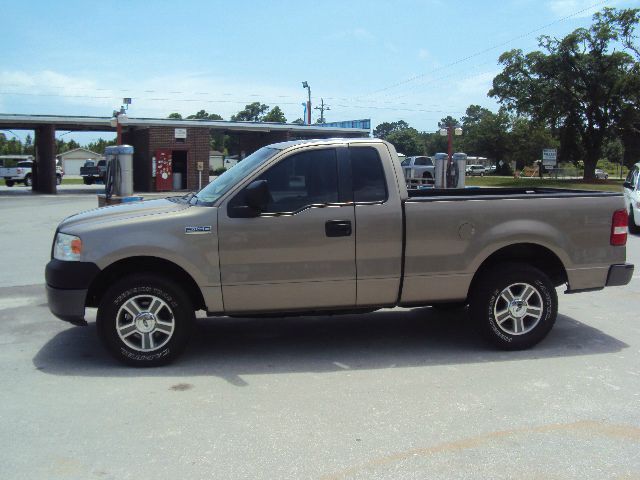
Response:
623,181,632,189
244,180,270,211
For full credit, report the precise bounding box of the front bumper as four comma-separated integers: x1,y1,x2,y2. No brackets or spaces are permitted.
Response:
606,263,634,287
46,285,88,325
45,259,101,325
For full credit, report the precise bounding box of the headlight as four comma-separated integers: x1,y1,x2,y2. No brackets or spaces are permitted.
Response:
53,233,82,261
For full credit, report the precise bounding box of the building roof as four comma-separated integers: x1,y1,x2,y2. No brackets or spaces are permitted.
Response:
0,113,370,135
57,147,101,158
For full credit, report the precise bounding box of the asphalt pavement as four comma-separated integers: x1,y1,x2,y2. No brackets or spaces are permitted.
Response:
0,192,639,479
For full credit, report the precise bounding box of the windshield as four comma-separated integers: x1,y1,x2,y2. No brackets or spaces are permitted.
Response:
195,147,279,205
401,158,410,166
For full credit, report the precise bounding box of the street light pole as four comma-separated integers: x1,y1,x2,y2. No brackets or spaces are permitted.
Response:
302,81,311,124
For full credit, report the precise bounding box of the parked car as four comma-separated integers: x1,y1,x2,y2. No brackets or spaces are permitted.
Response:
595,168,609,180
0,159,63,186
46,138,633,366
624,163,640,233
465,164,486,176
401,156,435,187
80,159,107,184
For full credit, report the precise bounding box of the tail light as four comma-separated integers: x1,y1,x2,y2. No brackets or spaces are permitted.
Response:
611,209,628,246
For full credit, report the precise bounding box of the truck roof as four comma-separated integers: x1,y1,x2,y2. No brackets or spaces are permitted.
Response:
268,137,382,150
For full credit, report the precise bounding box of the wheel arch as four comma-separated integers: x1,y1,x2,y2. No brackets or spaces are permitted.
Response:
87,256,206,310
467,243,568,299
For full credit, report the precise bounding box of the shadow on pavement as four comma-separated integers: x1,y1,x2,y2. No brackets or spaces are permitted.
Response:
33,307,627,384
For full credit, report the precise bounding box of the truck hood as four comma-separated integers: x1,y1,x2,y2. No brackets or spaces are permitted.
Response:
59,198,190,231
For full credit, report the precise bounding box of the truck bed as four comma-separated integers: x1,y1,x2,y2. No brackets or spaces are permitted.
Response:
407,186,621,200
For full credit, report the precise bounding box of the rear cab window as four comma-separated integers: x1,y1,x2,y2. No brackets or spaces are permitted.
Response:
350,146,388,203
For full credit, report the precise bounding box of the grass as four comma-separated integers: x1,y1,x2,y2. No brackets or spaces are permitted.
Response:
61,178,88,185
465,175,625,192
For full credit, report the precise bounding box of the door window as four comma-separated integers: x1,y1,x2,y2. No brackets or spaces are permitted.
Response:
257,148,339,214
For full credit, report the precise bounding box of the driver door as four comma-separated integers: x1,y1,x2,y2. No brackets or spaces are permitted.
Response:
217,146,356,313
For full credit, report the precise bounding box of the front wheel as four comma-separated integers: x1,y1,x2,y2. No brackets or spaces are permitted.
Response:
97,275,195,366
24,175,32,186
470,263,557,350
5,180,14,187
56,175,62,185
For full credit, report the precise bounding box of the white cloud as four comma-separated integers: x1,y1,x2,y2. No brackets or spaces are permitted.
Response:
454,70,500,99
0,69,311,121
418,48,431,60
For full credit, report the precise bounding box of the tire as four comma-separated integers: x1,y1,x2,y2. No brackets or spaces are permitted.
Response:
83,177,94,185
629,208,640,234
5,180,14,187
469,263,557,350
97,274,195,366
56,175,62,185
24,175,32,187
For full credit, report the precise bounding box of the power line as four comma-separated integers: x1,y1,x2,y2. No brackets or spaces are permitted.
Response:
0,91,464,114
354,0,610,100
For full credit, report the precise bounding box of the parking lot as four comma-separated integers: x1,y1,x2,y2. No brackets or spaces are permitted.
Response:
1,192,639,479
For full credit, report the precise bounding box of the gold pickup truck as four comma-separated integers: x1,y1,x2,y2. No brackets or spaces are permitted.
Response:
46,138,633,366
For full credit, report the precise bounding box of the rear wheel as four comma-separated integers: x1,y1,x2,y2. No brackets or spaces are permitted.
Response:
97,275,194,366
5,180,14,187
56,175,62,185
24,175,32,186
470,263,557,350
83,177,94,185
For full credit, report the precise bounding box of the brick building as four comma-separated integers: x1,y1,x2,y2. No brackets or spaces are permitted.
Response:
0,114,370,194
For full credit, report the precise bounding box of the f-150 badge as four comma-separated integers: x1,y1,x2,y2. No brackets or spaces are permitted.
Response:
185,226,212,234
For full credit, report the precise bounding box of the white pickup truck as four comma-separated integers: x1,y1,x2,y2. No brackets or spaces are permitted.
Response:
0,159,63,187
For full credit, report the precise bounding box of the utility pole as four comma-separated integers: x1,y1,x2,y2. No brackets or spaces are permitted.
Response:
314,98,330,124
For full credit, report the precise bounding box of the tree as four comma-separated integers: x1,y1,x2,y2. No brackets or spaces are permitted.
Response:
167,113,182,119
508,117,558,170
459,106,511,166
373,120,409,139
85,138,117,154
187,110,223,120
438,116,459,129
387,128,423,156
292,118,305,125
490,7,640,179
262,106,287,123
231,103,269,122
23,134,34,155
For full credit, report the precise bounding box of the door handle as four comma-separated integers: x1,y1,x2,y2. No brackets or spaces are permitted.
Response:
325,220,352,237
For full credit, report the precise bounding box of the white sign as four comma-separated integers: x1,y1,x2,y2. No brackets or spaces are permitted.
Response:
542,149,557,161
197,161,204,171
175,128,187,139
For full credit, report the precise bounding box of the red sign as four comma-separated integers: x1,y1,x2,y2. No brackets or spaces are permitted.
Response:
155,149,173,191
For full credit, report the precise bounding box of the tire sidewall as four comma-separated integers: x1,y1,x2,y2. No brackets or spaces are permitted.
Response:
472,265,557,350
97,276,193,366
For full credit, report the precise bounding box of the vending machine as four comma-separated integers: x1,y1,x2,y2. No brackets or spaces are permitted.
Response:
155,149,173,191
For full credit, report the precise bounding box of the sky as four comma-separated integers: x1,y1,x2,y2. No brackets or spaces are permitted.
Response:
0,0,636,144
